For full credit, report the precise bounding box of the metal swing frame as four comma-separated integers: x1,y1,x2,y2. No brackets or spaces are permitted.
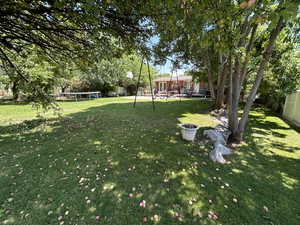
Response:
133,56,182,111
133,57,155,111
166,69,181,102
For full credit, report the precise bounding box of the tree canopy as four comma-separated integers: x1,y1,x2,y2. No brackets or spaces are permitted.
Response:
1,0,300,142
149,0,300,142
69,54,158,96
0,0,152,55
0,0,155,106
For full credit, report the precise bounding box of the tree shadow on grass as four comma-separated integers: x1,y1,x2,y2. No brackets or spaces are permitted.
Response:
0,100,299,225
0,100,30,106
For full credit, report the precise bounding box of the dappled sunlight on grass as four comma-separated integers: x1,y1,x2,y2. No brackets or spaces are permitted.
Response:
268,148,299,159
137,152,159,160
246,108,300,159
0,99,299,225
178,112,215,127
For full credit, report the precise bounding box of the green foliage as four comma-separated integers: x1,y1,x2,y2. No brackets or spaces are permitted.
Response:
187,70,208,83
69,54,158,96
256,32,300,112
0,71,10,90
0,0,155,106
1,0,299,110
0,50,77,109
121,54,158,91
151,0,299,79
73,58,124,95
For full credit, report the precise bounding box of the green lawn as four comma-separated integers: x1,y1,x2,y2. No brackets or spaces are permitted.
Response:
0,98,299,225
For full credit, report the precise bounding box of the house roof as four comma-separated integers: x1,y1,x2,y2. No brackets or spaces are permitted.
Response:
154,75,192,82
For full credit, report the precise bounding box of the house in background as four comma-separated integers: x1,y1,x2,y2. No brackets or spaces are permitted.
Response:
153,75,209,97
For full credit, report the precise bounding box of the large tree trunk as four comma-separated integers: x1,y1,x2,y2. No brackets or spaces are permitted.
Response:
227,55,234,128
207,69,216,99
233,17,285,142
215,60,228,109
205,55,216,100
240,25,257,87
12,81,19,101
228,58,242,141
228,18,251,140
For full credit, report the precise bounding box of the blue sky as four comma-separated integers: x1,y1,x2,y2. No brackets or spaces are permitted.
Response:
154,60,173,74
147,35,186,74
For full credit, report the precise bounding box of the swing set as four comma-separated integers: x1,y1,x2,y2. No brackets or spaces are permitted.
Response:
133,55,183,111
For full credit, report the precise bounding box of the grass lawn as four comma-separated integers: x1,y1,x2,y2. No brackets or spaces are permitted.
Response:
0,98,299,225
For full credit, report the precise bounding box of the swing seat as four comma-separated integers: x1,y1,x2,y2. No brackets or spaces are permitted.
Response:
186,89,194,97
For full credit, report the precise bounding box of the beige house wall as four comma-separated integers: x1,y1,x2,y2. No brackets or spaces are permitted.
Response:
283,91,300,127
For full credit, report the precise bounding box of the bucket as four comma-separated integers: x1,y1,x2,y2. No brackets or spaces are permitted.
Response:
180,123,199,141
